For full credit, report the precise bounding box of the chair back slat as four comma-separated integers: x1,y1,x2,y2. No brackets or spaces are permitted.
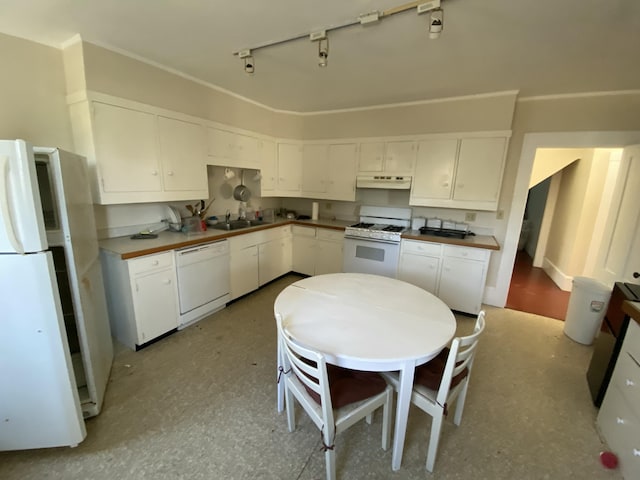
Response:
436,311,486,404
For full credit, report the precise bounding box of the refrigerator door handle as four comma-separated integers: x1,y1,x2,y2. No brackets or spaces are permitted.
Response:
0,155,24,254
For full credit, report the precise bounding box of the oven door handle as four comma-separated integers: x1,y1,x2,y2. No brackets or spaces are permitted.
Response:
344,234,399,245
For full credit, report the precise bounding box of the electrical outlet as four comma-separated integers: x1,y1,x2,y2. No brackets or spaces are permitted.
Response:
496,210,504,220
325,202,332,210
465,212,476,222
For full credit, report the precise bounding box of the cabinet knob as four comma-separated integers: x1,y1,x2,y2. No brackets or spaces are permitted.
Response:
633,272,639,278
634,448,640,457
151,170,158,176
616,417,625,424
626,379,635,387
443,182,449,187
152,260,159,266
163,279,171,285
167,171,174,176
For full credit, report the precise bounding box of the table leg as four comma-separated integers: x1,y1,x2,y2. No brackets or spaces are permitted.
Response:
276,329,284,413
392,362,415,471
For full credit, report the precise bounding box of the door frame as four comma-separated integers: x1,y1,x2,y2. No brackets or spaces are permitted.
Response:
492,131,640,307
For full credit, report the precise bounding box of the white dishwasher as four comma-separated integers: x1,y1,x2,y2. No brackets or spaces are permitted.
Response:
175,239,230,329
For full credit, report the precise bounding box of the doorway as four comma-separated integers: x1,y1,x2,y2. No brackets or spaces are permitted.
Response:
495,132,640,314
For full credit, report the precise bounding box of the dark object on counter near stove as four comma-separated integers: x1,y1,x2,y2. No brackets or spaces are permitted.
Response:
419,227,474,239
130,233,158,239
297,215,311,220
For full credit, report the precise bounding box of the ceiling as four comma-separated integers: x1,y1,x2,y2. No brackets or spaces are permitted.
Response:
1,0,639,113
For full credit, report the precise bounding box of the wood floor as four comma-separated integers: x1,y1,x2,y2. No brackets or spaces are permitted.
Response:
506,250,571,320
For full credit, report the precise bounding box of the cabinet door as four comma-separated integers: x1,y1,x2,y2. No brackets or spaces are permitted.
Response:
132,268,178,344
398,253,440,295
92,102,161,193
259,240,283,286
438,256,486,314
292,229,316,275
302,144,328,197
358,142,385,173
316,239,343,275
158,116,207,192
277,143,302,194
453,137,506,202
235,134,260,169
280,236,293,276
385,141,416,174
260,139,277,195
207,127,235,165
230,245,259,300
327,143,357,201
412,139,458,201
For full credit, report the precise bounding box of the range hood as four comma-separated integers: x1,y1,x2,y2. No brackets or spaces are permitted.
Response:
356,175,412,190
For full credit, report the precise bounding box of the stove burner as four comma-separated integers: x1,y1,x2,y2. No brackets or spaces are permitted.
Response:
350,222,374,228
382,225,404,232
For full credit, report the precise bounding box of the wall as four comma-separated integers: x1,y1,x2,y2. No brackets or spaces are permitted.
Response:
0,33,73,149
529,148,586,188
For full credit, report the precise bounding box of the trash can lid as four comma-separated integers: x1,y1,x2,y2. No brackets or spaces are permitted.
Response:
572,276,611,295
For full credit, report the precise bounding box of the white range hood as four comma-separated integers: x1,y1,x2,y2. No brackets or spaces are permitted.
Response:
356,175,412,190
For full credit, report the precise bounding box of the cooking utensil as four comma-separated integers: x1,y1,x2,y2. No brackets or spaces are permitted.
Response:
198,198,215,219
233,170,252,202
186,205,194,215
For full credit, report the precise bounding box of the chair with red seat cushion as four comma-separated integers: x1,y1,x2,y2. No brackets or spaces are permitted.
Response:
276,313,393,480
382,310,486,472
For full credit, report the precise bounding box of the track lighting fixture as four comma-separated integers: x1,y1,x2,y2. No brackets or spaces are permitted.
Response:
233,0,447,71
239,49,254,74
429,8,444,39
312,32,329,68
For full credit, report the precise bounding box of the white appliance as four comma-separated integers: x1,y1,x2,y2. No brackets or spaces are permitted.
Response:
356,175,412,189
343,206,412,278
176,239,230,328
0,139,113,451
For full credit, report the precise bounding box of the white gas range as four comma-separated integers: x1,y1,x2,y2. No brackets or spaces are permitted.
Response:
343,206,412,278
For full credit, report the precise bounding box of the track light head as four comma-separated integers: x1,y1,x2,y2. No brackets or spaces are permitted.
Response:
429,8,443,39
318,38,329,67
239,49,255,74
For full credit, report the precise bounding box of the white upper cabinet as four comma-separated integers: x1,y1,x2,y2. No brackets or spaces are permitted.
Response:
358,140,416,175
206,127,260,169
302,144,329,197
92,103,161,194
158,116,207,192
276,143,303,195
326,143,357,201
68,95,209,205
259,139,277,194
410,136,508,211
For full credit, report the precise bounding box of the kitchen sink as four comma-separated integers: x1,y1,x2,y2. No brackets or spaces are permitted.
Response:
209,220,269,231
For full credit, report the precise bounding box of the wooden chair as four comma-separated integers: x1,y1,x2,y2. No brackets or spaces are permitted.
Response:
276,313,393,480
382,310,486,472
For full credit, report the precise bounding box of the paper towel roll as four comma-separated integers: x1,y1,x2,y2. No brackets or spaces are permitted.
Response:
312,202,319,220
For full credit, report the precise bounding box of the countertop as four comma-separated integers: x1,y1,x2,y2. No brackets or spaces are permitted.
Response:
100,218,500,260
623,300,640,326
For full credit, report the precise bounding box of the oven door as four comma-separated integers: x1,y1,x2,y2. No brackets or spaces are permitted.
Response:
343,236,400,278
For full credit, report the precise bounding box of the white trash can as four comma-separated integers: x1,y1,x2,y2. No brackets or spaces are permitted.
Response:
563,277,612,345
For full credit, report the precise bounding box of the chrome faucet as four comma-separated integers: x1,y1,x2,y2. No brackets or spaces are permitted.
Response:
225,209,231,224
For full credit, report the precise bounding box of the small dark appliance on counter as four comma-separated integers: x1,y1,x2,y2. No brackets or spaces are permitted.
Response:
419,226,475,239
586,281,640,406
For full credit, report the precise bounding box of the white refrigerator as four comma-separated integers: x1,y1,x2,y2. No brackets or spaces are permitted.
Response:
0,139,113,450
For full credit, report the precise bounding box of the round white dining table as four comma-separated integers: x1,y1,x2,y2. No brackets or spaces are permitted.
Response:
274,273,456,471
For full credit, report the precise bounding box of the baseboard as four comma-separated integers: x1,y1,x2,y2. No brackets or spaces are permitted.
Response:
542,258,573,291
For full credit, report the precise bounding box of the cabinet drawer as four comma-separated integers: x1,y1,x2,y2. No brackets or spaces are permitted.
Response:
443,245,489,262
624,321,640,363
610,351,640,419
402,240,442,257
317,228,343,242
292,225,316,237
128,251,174,276
597,385,640,479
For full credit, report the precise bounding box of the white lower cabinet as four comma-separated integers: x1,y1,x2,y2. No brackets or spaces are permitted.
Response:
398,240,490,314
100,250,179,349
597,320,640,480
292,226,344,276
229,226,292,300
